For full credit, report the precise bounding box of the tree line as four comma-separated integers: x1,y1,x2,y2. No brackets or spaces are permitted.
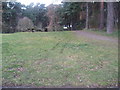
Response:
2,2,120,33
57,2,119,34
2,2,48,33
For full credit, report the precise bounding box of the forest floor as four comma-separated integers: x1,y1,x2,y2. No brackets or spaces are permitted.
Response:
2,30,118,88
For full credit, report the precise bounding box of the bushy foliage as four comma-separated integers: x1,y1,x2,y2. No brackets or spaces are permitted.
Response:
2,2,23,33
56,2,85,30
2,2,49,33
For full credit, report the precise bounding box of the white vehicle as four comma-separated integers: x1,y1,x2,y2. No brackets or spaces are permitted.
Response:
63,26,68,29
70,25,72,27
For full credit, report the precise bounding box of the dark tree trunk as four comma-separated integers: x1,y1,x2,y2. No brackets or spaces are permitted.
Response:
107,2,114,34
113,3,118,30
99,1,104,30
85,2,89,29
118,2,120,30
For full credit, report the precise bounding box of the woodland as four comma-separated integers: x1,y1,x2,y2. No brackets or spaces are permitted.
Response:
2,2,120,33
1,1,119,88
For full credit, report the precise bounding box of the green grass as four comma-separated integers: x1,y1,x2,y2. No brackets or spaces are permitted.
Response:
2,31,118,87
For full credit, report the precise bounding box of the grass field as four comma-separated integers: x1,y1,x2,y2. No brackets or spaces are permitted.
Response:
2,31,118,88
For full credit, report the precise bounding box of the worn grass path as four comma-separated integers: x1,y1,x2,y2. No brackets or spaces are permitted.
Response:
74,30,118,42
2,31,118,88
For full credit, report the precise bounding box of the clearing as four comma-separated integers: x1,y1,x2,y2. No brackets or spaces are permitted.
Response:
2,30,118,88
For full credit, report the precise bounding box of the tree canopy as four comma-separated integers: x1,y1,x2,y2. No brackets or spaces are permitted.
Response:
2,2,119,33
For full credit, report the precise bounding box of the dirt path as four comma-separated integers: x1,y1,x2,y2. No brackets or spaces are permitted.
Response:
74,30,118,43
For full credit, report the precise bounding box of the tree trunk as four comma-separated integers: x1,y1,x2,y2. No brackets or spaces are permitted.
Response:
113,3,118,30
118,2,120,30
85,2,89,29
107,2,114,34
99,1,104,30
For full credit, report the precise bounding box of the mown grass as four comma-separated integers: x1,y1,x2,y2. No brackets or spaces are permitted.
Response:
2,31,118,87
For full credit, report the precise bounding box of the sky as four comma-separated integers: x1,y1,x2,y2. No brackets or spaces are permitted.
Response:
16,0,62,6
